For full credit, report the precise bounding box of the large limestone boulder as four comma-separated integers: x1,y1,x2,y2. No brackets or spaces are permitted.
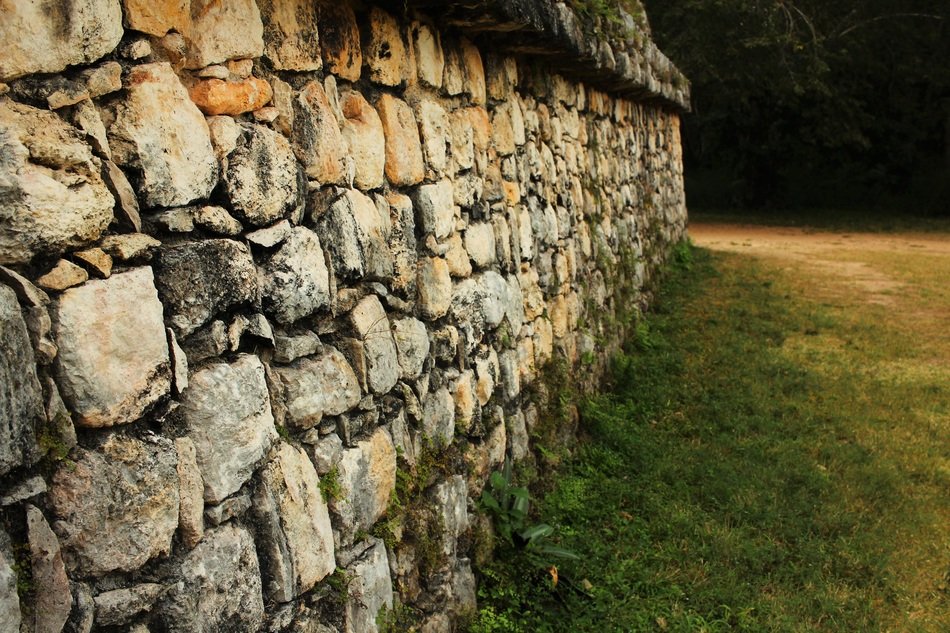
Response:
0,284,42,475
254,443,335,602
48,433,179,576
160,524,265,632
156,239,258,337
0,100,114,264
105,63,218,208
259,227,330,324
275,346,361,429
331,428,397,544
0,0,123,81
53,268,171,428
223,124,302,227
179,355,277,503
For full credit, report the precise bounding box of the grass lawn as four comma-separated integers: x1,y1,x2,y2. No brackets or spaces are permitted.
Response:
469,227,950,632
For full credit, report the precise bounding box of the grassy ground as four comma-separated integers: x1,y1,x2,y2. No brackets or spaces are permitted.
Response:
469,231,950,631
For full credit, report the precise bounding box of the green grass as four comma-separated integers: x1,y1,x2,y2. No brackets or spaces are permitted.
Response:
469,241,950,632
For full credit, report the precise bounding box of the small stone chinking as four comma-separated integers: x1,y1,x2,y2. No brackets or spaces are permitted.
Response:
0,0,688,631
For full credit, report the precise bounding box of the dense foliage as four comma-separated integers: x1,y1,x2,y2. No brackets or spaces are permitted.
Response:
642,0,950,212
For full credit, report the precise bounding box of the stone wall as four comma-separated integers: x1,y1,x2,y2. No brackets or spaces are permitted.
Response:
0,1,687,631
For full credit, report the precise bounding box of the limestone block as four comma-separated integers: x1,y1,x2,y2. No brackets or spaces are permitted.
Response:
179,355,278,503
273,330,320,364
259,227,330,324
507,410,529,461
293,81,347,184
183,0,264,69
474,349,498,407
49,433,179,576
448,109,474,171
224,124,301,227
93,584,164,627
453,370,477,433
37,260,88,291
0,0,122,81
188,76,273,116
417,257,452,320
392,317,429,380
254,443,335,602
460,39,486,105
122,0,189,37
442,42,465,97
344,540,394,633
318,189,393,281
464,223,496,269
332,428,397,543
486,54,518,100
194,205,243,236
450,272,508,343
350,295,399,395
412,22,444,88
258,0,322,71
175,437,204,549
0,100,114,264
106,63,218,208
53,268,171,428
365,8,408,86
69,99,113,159
432,475,469,558
341,91,385,190
416,98,449,175
99,234,161,264
247,219,292,248
377,94,425,186
453,173,483,209
412,180,455,239
445,234,473,278
159,524,264,632
499,349,520,399
74,248,113,279
0,530,20,630
422,387,455,447
492,106,516,156
320,3,362,82
275,346,361,429
463,106,492,151
505,275,526,333
156,239,258,337
26,505,70,632
386,193,418,295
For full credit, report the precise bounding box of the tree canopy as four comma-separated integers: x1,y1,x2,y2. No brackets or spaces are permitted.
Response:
642,0,950,213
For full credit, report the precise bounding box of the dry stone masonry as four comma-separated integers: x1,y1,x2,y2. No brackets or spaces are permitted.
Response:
0,0,687,631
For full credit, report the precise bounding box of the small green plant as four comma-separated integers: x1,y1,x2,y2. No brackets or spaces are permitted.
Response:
319,466,344,503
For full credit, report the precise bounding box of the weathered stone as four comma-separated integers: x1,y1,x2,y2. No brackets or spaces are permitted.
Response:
272,330,320,364
422,387,455,447
319,3,362,82
417,257,452,320
492,105,517,156
432,475,469,558
224,124,301,227
507,410,529,461
206,115,241,164
460,39,487,105
365,8,408,87
100,161,142,232
49,433,179,576
416,99,449,175
67,98,112,159
254,443,335,602
318,188,393,281
448,109,474,171
257,226,330,324
0,100,114,264
453,370,478,434
445,234,472,278
188,76,273,116
26,505,71,632
193,205,242,236
175,437,204,549
412,22,444,88
0,0,123,82
377,94,425,186
198,65,231,80
474,350,498,407
121,0,189,37
275,346,361,429
386,193,417,295
37,260,88,291
412,180,455,239
106,63,218,208
332,428,397,543
93,583,164,627
341,91,385,190
293,81,346,184
53,268,170,427
499,348,520,399
204,493,252,527
179,355,278,503
392,317,429,380
0,476,47,507
246,220,292,249
74,248,113,279
156,239,258,337
344,539,394,633
309,432,343,474
442,41,466,97
160,524,264,633
78,61,122,99
152,207,196,233
258,0,322,71
183,0,264,69
100,233,161,263
0,529,21,631
348,295,399,395
486,54,518,100
465,222,496,269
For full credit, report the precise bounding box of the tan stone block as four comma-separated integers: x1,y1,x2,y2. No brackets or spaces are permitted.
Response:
258,0,322,71
188,76,273,116
340,91,385,190
460,38,486,105
73,248,113,279
415,98,449,174
122,0,190,37
37,260,88,291
365,8,407,86
292,80,346,184
486,54,517,100
503,181,521,205
412,22,443,88
184,0,264,69
319,2,361,82
463,106,492,151
417,257,452,320
376,94,424,187
444,234,472,278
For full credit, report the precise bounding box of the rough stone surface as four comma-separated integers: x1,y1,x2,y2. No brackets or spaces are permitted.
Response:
258,0,322,71
175,437,204,549
74,248,113,279
48,433,179,576
183,0,264,69
194,205,243,236
392,317,430,380
344,539,394,633
100,233,161,262
318,188,393,281
416,98,449,174
122,0,188,37
417,257,453,320
179,355,277,503
254,443,335,602
332,428,397,543
156,239,258,337
106,63,218,208
413,23,444,88
0,100,114,264
37,259,88,291
341,91,385,190
465,222,497,269
26,505,71,632
273,330,320,364
275,347,361,429
53,268,171,428
320,3,362,82
0,530,20,631
160,524,264,633
365,8,408,87
93,583,165,627
0,0,123,81
260,227,330,324
0,284,42,475
350,295,399,395
188,76,273,116
293,81,346,184
412,180,455,239
377,94,425,187
223,124,300,226
422,387,455,447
